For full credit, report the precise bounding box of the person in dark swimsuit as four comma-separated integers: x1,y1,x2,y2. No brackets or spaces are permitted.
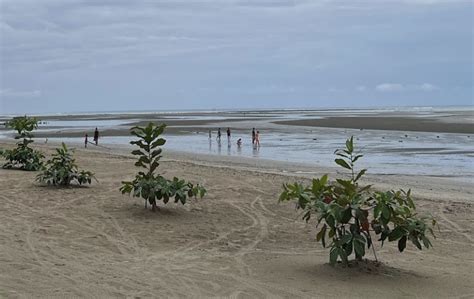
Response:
94,128,99,145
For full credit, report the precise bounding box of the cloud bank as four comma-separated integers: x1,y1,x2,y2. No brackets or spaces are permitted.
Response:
0,0,472,113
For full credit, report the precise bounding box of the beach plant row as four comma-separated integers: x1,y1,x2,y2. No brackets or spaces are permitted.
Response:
0,116,95,186
1,116,436,267
120,123,206,211
279,137,436,266
1,117,205,209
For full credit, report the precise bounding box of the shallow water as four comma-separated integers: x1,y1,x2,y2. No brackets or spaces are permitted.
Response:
42,128,474,181
2,108,473,181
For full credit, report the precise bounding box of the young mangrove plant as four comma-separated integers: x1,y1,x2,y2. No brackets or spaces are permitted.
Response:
279,137,436,266
1,115,44,171
37,143,96,186
120,123,206,212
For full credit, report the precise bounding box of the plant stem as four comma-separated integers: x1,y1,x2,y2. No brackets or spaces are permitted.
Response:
369,231,379,262
350,153,355,182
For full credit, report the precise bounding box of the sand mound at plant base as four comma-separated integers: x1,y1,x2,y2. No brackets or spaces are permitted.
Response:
327,259,422,277
0,143,473,298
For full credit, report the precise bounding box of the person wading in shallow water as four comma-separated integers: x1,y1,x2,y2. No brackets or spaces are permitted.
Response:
227,127,231,142
217,128,222,142
84,134,88,148
255,130,261,147
252,128,256,145
93,128,99,145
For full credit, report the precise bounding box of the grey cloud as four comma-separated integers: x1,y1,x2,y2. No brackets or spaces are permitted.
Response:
375,83,441,92
375,83,405,92
0,89,42,97
0,0,471,113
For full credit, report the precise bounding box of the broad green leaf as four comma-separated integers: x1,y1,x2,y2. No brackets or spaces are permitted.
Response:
339,233,352,245
340,207,352,223
355,169,367,182
388,226,406,241
335,158,351,170
409,235,422,250
151,138,166,149
346,137,354,153
353,235,365,257
398,235,407,252
330,247,338,265
382,205,390,219
131,150,146,156
352,154,363,163
320,174,328,186
316,224,326,241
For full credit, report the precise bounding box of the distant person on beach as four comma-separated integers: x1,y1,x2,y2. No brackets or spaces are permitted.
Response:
217,128,221,142
255,130,261,147
227,127,231,142
252,128,256,144
237,138,242,147
208,129,212,139
85,134,88,148
94,127,99,145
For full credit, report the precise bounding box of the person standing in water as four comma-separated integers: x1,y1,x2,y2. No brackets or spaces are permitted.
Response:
227,127,231,142
255,130,261,147
252,128,256,144
84,134,88,148
208,129,212,139
217,128,221,142
93,127,99,145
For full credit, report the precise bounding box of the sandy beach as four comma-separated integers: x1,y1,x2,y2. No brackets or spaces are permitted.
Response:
0,141,473,298
2,0,472,296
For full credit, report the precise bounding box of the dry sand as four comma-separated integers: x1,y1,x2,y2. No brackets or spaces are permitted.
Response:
0,142,473,298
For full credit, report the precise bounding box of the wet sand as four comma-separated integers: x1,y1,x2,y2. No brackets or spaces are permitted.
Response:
2,109,473,137
274,116,474,134
0,141,473,298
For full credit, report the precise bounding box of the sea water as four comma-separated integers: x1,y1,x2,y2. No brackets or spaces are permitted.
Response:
38,128,473,180
1,108,472,180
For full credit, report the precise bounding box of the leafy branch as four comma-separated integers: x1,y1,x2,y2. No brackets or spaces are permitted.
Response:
120,123,206,212
1,115,44,171
36,143,96,186
279,137,436,265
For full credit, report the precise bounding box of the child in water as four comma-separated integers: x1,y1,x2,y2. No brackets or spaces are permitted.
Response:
255,131,260,147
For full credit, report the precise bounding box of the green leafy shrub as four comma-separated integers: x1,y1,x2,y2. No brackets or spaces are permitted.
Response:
1,115,44,170
279,137,436,266
120,123,206,212
37,143,96,186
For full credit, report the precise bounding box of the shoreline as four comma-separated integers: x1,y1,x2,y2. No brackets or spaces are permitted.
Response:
1,140,472,202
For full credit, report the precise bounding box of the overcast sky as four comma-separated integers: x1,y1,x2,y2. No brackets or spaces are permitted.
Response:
0,0,472,114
